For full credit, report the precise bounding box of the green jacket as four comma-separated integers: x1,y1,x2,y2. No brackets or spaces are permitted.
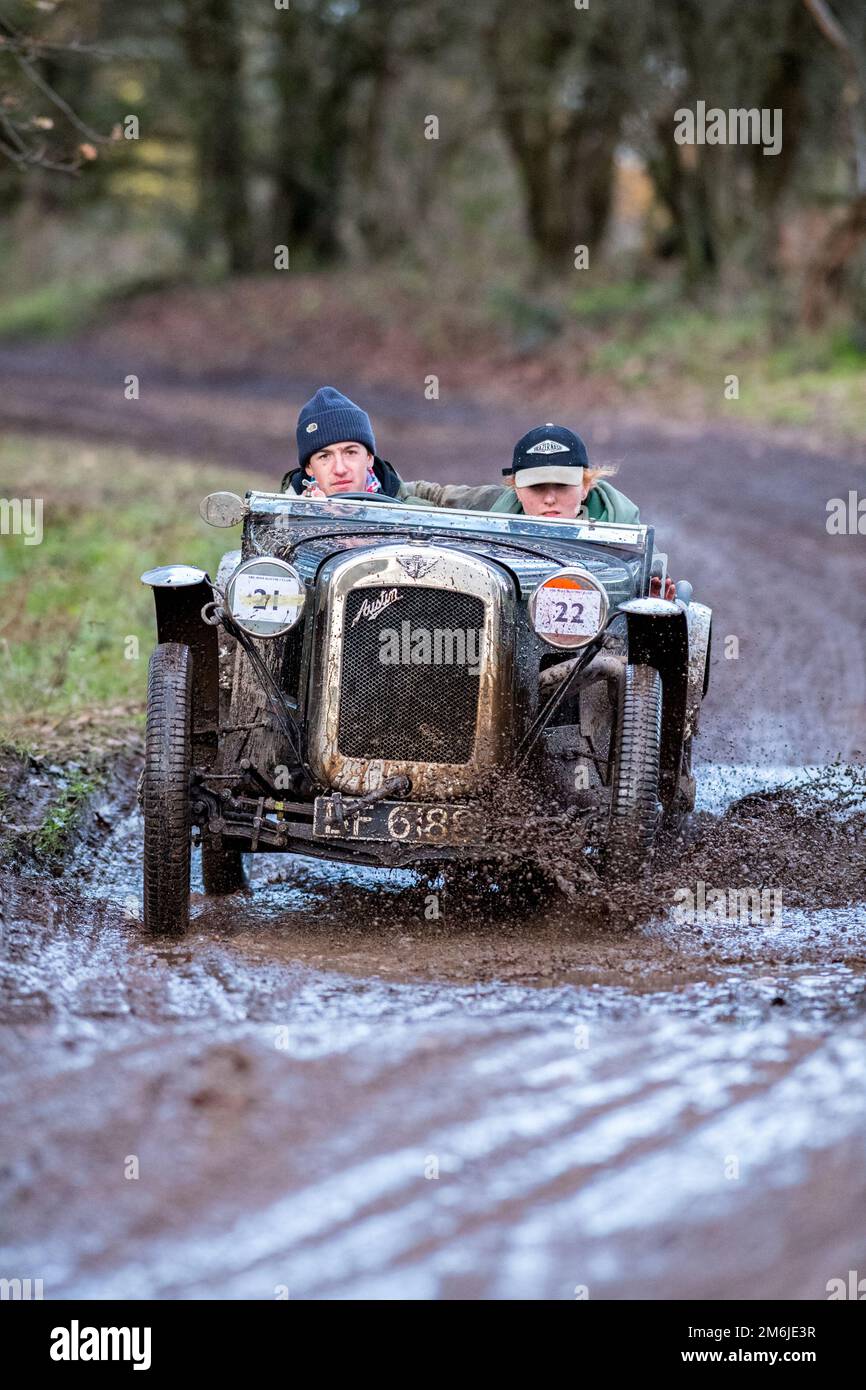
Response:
402,476,641,523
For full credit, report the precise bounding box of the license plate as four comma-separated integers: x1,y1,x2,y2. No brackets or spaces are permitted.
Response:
313,796,482,844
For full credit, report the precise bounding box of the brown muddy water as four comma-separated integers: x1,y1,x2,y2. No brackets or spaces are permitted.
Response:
1,761,865,1300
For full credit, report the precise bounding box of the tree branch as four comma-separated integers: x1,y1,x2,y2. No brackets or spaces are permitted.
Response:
803,0,866,194
802,0,858,60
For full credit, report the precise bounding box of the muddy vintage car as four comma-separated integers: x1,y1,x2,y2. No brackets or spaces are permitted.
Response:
140,490,712,933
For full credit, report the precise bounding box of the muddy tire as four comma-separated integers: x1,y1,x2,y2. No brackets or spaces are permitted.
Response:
143,643,192,935
202,841,248,895
604,663,663,879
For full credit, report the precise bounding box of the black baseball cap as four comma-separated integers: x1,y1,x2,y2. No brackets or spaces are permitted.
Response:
505,423,589,487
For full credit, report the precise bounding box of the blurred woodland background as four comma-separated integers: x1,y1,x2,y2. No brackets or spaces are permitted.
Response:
0,0,864,432
0,0,865,742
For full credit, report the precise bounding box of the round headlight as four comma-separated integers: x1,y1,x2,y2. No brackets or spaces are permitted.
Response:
529,567,609,650
226,557,305,638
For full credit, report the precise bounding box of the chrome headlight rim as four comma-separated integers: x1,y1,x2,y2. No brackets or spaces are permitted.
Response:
225,555,305,639
528,566,610,650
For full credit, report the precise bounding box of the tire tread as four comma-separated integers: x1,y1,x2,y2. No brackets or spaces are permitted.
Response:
605,663,663,877
143,643,192,934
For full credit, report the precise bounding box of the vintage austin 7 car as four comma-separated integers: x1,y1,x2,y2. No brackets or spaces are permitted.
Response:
140,490,712,933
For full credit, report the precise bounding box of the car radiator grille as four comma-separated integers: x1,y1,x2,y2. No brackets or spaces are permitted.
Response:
338,587,484,764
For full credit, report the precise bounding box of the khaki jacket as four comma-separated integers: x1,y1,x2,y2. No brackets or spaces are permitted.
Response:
402,477,641,522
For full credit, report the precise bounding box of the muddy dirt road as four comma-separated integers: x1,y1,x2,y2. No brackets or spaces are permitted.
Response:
1,344,865,1299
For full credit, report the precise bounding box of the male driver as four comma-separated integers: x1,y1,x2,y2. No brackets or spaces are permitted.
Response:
281,385,429,504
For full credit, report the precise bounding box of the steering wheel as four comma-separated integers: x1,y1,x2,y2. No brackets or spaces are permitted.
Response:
329,491,402,504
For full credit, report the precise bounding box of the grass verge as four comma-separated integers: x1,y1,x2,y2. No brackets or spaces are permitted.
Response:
0,271,193,341
0,435,269,757
574,281,866,439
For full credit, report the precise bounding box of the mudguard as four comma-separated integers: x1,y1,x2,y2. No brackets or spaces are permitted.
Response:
686,602,713,732
141,566,219,765
619,597,690,809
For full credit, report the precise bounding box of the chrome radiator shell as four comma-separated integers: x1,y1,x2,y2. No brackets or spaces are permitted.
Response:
307,544,515,797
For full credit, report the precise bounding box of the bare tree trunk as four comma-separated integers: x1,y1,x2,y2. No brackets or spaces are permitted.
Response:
801,0,866,322
181,0,252,273
270,9,354,263
353,40,399,257
483,0,624,275
269,8,321,258
749,0,811,276
802,0,866,193
646,107,718,285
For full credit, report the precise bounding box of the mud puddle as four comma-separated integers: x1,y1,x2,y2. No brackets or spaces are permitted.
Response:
55,757,866,991
1,757,865,1298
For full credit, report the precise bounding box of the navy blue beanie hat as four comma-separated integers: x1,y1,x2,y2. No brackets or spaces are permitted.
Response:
296,386,376,468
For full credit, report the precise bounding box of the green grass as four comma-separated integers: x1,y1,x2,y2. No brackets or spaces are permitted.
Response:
570,283,866,436
0,436,270,747
0,270,194,341
568,278,672,325
32,770,97,859
0,279,113,340
0,732,36,761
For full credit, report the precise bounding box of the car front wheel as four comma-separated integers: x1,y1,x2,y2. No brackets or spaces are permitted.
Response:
604,662,663,879
143,642,193,934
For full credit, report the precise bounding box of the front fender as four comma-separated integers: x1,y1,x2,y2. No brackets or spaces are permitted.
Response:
686,602,713,733
141,566,219,765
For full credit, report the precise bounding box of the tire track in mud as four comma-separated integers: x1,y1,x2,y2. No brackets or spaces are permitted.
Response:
2,764,866,1298
3,966,866,1300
